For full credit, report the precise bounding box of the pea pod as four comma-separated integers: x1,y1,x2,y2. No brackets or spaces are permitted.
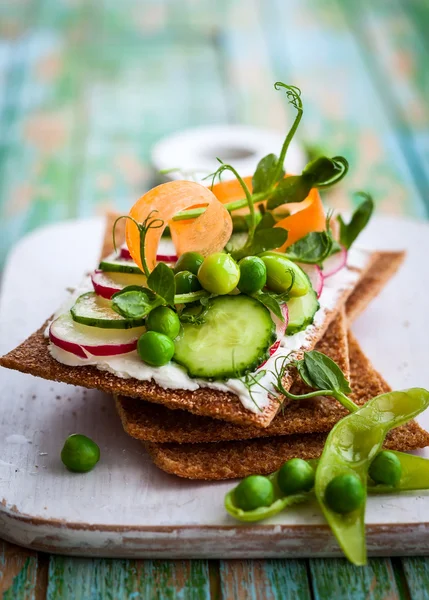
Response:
315,388,429,566
225,450,429,524
225,472,310,522
369,451,429,493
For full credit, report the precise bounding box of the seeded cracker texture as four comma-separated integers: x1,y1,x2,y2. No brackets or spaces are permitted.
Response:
0,213,374,428
145,333,429,480
116,311,350,442
115,250,408,440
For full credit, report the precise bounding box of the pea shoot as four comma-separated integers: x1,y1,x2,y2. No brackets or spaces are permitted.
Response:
224,349,429,567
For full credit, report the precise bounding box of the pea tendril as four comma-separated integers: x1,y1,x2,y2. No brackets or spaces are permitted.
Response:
206,159,256,245
112,211,164,277
270,83,303,186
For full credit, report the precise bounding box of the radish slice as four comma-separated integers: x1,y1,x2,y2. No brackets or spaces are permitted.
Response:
261,304,289,366
50,314,145,358
156,254,178,263
322,246,348,278
91,270,147,300
119,245,177,264
298,263,324,298
119,245,132,260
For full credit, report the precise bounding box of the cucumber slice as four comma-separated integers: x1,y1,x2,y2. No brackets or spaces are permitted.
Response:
71,292,145,329
99,256,142,274
174,295,276,379
286,287,319,335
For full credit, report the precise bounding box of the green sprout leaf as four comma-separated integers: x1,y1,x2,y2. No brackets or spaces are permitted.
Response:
232,227,288,261
302,156,349,188
252,153,284,194
295,359,315,388
337,192,374,250
147,262,176,307
255,212,276,232
253,290,285,321
112,286,162,319
303,350,352,395
285,230,333,265
266,176,312,210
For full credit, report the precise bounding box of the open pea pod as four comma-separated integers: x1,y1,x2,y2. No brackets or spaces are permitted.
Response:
369,450,429,493
315,388,429,566
225,451,429,524
225,472,310,522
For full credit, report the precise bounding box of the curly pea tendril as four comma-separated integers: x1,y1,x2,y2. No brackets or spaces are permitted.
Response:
225,351,429,566
172,82,349,223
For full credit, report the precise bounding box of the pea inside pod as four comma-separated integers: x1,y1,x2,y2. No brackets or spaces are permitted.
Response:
260,252,310,297
315,388,429,566
225,450,429,525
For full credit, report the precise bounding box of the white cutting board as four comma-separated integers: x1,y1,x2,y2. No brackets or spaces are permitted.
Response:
0,215,429,558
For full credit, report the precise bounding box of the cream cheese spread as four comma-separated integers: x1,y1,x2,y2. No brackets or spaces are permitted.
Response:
47,248,372,413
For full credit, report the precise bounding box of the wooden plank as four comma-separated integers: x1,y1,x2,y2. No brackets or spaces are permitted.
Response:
0,539,47,600
217,0,287,129
260,0,427,218
401,557,429,600
402,0,429,55
219,559,312,600
340,0,429,217
0,0,96,267
309,558,401,600
75,0,228,218
46,557,211,600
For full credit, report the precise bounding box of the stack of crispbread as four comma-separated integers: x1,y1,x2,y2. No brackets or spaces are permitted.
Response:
2,215,429,480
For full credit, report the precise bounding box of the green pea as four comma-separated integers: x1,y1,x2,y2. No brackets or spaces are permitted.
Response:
198,252,240,295
277,458,315,495
174,270,202,295
174,252,204,275
234,475,275,511
238,256,267,295
137,331,175,366
61,434,100,473
369,451,402,487
260,252,309,297
146,306,181,340
325,473,365,514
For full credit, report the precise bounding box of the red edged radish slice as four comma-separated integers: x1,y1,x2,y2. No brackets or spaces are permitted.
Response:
262,304,289,364
119,245,177,264
91,270,147,300
269,340,281,357
322,246,348,278
119,245,132,260
49,314,145,358
298,264,324,298
156,254,178,263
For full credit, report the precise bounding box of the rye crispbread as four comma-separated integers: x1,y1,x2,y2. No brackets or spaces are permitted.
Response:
115,250,407,443
0,216,374,428
144,333,429,479
116,310,350,443
345,251,405,322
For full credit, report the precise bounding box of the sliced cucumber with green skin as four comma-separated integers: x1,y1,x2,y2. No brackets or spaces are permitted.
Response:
71,292,146,329
99,257,143,274
286,287,319,335
173,295,276,379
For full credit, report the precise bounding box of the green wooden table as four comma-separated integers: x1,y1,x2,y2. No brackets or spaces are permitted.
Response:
1,0,429,597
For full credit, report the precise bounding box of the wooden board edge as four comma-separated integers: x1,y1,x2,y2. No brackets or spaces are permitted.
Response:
1,507,429,559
